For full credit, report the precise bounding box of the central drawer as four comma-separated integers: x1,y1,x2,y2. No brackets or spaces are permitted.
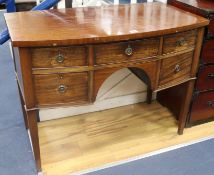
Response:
159,52,193,87
95,38,160,65
33,72,89,106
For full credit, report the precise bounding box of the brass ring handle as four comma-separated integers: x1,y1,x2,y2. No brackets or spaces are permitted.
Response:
56,53,64,63
174,64,181,73
208,101,214,108
176,38,186,46
125,45,133,56
58,84,67,93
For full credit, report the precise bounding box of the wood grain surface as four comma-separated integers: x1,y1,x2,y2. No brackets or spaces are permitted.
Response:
95,38,160,64
159,52,193,86
163,30,196,54
201,39,214,64
209,16,214,36
94,61,158,99
4,3,209,47
38,101,214,175
190,91,214,122
8,3,209,173
33,72,89,105
32,46,87,68
196,65,214,91
168,0,214,125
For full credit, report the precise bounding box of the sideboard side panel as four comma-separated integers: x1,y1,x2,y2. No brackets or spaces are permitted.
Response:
191,28,205,77
18,48,36,109
157,28,205,128
13,47,24,94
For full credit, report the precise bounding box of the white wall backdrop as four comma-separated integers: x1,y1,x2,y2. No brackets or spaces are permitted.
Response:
56,0,167,9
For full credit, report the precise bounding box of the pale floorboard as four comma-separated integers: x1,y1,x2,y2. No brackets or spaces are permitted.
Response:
38,101,214,175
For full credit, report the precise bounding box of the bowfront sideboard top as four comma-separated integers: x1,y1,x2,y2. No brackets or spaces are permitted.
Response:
4,3,210,173
5,3,209,47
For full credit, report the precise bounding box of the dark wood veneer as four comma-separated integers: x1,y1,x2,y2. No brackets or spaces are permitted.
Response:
163,30,197,54
190,91,214,122
196,65,214,91
34,72,89,105
4,3,208,47
95,38,160,65
169,0,214,126
201,39,214,63
5,3,208,173
31,46,87,68
159,52,193,86
168,0,214,17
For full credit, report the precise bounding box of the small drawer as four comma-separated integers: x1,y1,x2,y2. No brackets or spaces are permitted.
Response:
33,72,89,105
163,30,197,54
201,39,214,64
159,52,193,87
196,65,214,91
208,17,214,38
95,38,160,65
190,91,214,123
32,46,87,68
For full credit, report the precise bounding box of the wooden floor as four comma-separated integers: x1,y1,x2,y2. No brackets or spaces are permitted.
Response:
38,101,214,175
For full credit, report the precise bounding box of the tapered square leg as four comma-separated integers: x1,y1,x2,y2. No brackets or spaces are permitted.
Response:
27,110,42,172
177,80,195,135
157,80,195,135
17,81,29,129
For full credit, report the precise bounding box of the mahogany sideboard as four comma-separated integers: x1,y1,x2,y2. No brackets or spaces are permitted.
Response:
4,3,209,172
168,0,214,125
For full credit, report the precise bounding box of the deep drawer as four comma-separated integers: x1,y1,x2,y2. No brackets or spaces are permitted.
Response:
159,52,193,87
95,38,160,65
32,46,87,68
33,72,89,105
201,39,214,64
190,91,214,123
196,65,214,91
163,30,197,54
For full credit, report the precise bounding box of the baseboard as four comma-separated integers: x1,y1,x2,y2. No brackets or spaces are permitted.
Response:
39,91,156,121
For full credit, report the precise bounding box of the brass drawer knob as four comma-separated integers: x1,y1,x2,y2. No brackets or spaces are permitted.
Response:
208,73,214,79
176,38,186,46
125,45,133,56
174,64,181,73
56,53,64,63
58,85,67,93
208,101,214,108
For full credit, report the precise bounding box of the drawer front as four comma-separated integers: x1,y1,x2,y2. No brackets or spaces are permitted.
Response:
201,39,214,63
196,65,214,91
208,16,214,38
95,38,160,65
159,52,193,87
190,91,214,123
163,30,197,54
32,46,87,68
34,72,89,105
